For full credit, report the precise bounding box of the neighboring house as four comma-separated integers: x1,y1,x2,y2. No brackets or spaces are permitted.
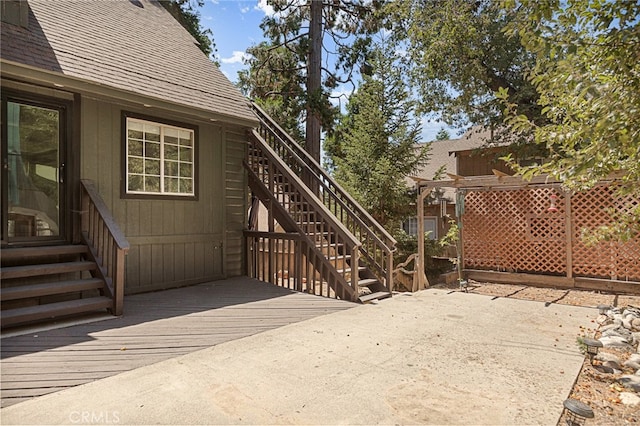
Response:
405,127,512,240
0,0,394,328
0,0,258,325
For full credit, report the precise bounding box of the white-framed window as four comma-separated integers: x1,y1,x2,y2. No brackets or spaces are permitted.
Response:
403,217,438,240
125,117,195,197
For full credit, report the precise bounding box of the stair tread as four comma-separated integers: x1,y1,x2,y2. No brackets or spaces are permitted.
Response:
358,278,379,287
1,297,112,327
1,245,87,262
336,266,367,274
359,291,392,303
1,278,104,301
1,261,97,280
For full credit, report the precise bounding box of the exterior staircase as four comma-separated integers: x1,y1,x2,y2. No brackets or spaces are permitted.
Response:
1,180,129,329
245,102,396,303
1,244,112,328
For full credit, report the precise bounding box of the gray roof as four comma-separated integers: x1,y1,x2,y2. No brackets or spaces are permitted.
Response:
1,0,256,125
410,127,494,182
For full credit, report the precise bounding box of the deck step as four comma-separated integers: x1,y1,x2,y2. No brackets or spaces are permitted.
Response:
358,278,379,288
358,291,392,304
1,278,104,301
0,297,112,328
1,261,96,280
336,266,367,274
0,245,88,263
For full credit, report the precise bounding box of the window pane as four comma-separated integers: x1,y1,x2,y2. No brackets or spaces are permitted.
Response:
145,176,160,192
180,178,192,193
179,131,192,146
128,175,143,191
144,124,160,141
128,139,143,156
145,141,160,159
128,129,143,140
165,177,179,193
179,146,192,162
128,157,143,174
179,163,192,178
164,161,178,177
165,144,178,160
145,159,160,175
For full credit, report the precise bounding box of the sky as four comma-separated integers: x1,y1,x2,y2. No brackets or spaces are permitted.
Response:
199,0,457,142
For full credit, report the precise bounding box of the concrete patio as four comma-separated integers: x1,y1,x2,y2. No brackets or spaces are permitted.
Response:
1,280,594,425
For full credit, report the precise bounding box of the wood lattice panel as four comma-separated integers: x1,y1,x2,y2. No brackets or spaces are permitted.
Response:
572,185,640,281
463,188,567,274
461,184,639,283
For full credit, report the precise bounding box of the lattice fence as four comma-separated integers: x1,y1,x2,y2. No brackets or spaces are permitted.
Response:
462,184,640,282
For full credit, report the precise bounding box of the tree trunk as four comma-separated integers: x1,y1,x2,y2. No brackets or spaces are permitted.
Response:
306,0,322,163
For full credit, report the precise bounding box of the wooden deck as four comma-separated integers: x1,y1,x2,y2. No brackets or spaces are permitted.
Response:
0,277,353,408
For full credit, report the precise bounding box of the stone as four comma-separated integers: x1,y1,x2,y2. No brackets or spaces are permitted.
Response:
623,359,640,371
619,392,640,406
596,314,612,325
603,361,622,373
599,336,634,349
628,354,640,364
632,317,640,331
601,323,621,332
595,352,622,364
618,375,640,392
622,318,633,330
595,365,617,374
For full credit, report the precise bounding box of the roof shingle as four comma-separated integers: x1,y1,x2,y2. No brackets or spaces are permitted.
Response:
1,0,256,125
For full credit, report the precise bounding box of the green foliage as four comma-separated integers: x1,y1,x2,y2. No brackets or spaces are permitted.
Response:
393,229,450,276
385,0,539,130
325,42,430,228
434,128,450,141
241,0,384,158
160,0,217,62
501,0,640,239
238,42,306,141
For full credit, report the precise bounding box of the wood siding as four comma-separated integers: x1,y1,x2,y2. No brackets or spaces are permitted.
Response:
224,127,248,277
456,148,514,177
80,97,250,293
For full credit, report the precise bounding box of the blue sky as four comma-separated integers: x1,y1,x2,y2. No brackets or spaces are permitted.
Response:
199,0,456,142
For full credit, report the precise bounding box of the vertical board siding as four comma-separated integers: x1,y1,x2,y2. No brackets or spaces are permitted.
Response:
225,127,248,277
80,98,248,293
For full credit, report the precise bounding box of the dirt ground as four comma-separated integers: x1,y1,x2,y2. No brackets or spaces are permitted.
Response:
432,279,640,425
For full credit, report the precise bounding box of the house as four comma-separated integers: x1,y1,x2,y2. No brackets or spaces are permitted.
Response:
405,127,512,240
0,0,394,328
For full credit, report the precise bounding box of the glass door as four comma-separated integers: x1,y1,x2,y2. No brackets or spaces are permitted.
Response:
2,98,66,243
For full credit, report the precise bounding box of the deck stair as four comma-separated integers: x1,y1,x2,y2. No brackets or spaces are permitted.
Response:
1,244,112,328
245,102,396,303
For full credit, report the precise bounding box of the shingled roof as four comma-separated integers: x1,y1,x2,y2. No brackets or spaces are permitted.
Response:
1,0,256,126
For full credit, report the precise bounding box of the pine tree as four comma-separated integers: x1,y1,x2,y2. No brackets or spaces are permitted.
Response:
327,43,430,229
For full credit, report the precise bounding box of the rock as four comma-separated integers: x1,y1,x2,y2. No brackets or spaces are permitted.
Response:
596,352,622,364
619,392,640,406
623,359,640,370
601,323,621,332
622,318,633,330
595,365,617,374
599,336,634,349
628,354,640,364
618,375,640,392
596,314,612,325
603,360,622,372
632,317,640,331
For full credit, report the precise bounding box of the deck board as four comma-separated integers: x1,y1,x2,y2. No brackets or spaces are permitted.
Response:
1,277,353,408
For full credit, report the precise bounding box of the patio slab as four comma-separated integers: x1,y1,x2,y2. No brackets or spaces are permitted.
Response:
1,288,594,425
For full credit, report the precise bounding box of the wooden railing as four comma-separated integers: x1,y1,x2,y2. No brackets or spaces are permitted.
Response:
80,179,129,315
245,231,356,300
246,131,360,301
251,102,396,289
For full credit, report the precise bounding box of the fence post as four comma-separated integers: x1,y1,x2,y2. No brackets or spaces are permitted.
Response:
565,192,573,279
